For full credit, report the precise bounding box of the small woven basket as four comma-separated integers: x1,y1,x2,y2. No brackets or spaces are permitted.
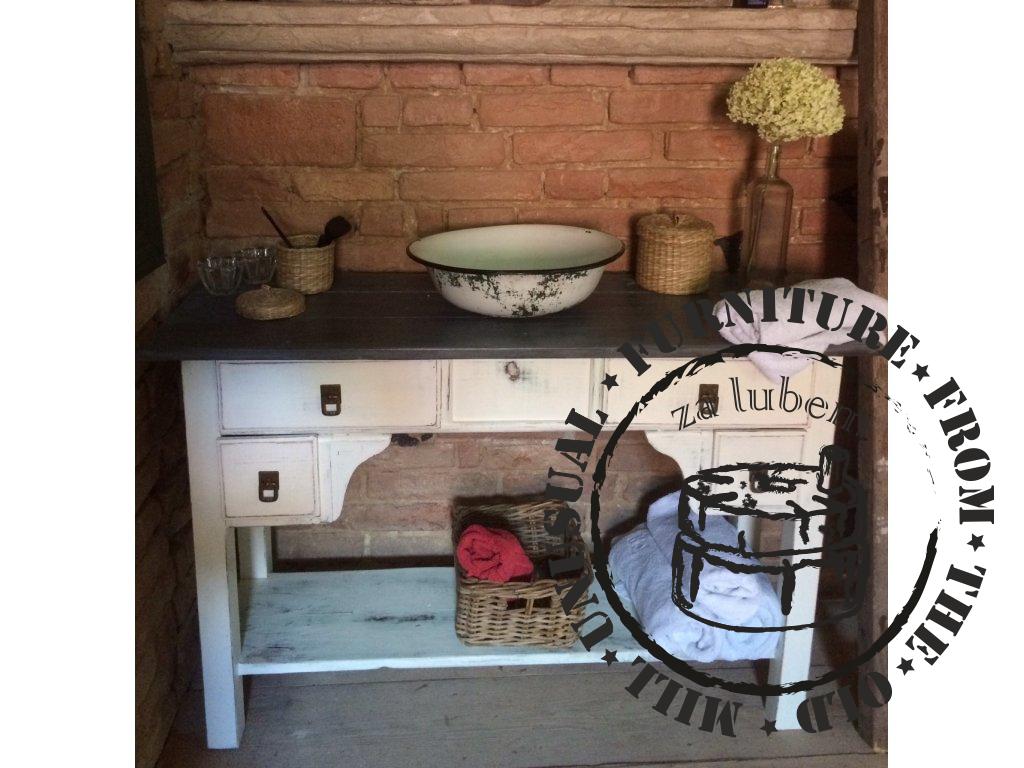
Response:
275,234,334,294
635,212,716,295
235,286,305,321
453,500,590,649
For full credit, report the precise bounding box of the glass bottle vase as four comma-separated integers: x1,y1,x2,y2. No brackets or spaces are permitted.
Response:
742,142,793,288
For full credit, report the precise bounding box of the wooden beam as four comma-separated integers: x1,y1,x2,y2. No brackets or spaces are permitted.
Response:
164,2,857,66
855,0,887,752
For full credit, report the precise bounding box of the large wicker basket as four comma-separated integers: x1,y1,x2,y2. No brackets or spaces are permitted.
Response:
453,500,589,648
635,212,716,295
275,234,334,294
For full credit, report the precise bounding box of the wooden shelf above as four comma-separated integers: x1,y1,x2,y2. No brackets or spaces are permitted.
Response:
165,2,857,67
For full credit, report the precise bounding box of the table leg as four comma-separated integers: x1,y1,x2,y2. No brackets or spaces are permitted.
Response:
766,517,824,730
182,361,245,748
237,527,273,579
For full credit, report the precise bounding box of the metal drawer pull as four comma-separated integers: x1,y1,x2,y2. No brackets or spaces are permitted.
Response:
504,361,522,382
320,384,342,416
697,383,719,419
258,471,279,503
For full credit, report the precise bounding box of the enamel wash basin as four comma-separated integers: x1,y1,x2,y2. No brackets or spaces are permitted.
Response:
408,224,623,318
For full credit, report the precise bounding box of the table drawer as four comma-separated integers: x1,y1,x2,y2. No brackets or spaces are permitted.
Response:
446,358,594,426
218,361,438,432
219,436,320,520
602,359,815,428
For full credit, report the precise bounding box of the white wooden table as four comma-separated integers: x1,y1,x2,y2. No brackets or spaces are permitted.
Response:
145,274,850,749
179,355,840,748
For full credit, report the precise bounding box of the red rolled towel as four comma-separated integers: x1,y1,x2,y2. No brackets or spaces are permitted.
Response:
456,525,534,583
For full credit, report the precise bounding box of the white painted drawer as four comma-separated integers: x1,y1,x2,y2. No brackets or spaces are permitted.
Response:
602,359,816,428
219,436,320,520
713,430,805,467
446,358,594,426
218,361,438,432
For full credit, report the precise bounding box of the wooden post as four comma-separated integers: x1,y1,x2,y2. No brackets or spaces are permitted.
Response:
856,0,888,751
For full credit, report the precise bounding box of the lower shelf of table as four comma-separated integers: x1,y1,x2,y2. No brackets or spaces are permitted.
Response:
237,566,653,675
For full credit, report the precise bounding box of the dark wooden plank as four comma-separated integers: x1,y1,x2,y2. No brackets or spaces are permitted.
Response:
856,0,888,752
139,273,876,361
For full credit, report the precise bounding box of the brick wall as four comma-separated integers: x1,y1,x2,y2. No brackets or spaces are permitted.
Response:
189,61,857,563
136,1,204,766
277,432,686,562
195,62,858,277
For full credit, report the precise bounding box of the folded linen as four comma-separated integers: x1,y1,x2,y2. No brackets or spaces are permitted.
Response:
608,492,782,662
456,524,534,583
714,277,888,384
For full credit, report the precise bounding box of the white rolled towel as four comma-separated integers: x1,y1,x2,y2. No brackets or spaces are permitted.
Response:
609,491,782,662
714,277,888,384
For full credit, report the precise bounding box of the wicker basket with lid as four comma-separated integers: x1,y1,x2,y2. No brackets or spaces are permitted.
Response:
275,234,334,294
635,212,716,295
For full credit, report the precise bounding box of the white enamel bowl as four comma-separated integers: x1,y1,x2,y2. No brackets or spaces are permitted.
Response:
407,224,624,318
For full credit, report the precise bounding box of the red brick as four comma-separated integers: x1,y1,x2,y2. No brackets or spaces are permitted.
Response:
787,239,857,279
545,170,605,200
205,167,291,202
632,65,748,85
338,503,450,531
518,206,636,239
361,95,402,127
665,128,756,161
551,65,630,87
337,236,415,271
784,164,857,200
388,63,462,89
478,92,605,127
463,64,548,86
665,129,806,161
292,169,394,201
403,95,474,126
191,64,300,88
363,134,505,168
814,119,857,159
205,201,348,239
415,206,446,236
365,440,457,470
513,130,652,164
148,78,186,119
447,207,517,230
610,87,727,124
400,171,541,201
367,470,498,501
608,168,743,199
151,119,191,168
799,204,856,237
275,529,365,560
156,157,193,212
203,94,356,166
359,203,408,237
366,532,452,557
308,63,384,89
501,472,549,497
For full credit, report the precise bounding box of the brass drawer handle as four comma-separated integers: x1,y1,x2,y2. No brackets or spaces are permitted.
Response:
258,471,279,503
320,384,342,416
504,361,522,382
697,383,719,419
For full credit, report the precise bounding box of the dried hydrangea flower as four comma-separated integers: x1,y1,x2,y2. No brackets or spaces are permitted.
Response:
727,58,845,143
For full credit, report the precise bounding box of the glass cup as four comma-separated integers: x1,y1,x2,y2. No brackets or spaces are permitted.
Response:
236,247,277,285
197,254,243,295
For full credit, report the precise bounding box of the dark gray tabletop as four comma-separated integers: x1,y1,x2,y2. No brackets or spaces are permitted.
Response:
138,272,869,361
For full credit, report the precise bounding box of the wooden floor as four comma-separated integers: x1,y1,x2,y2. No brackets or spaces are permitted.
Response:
157,664,885,768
